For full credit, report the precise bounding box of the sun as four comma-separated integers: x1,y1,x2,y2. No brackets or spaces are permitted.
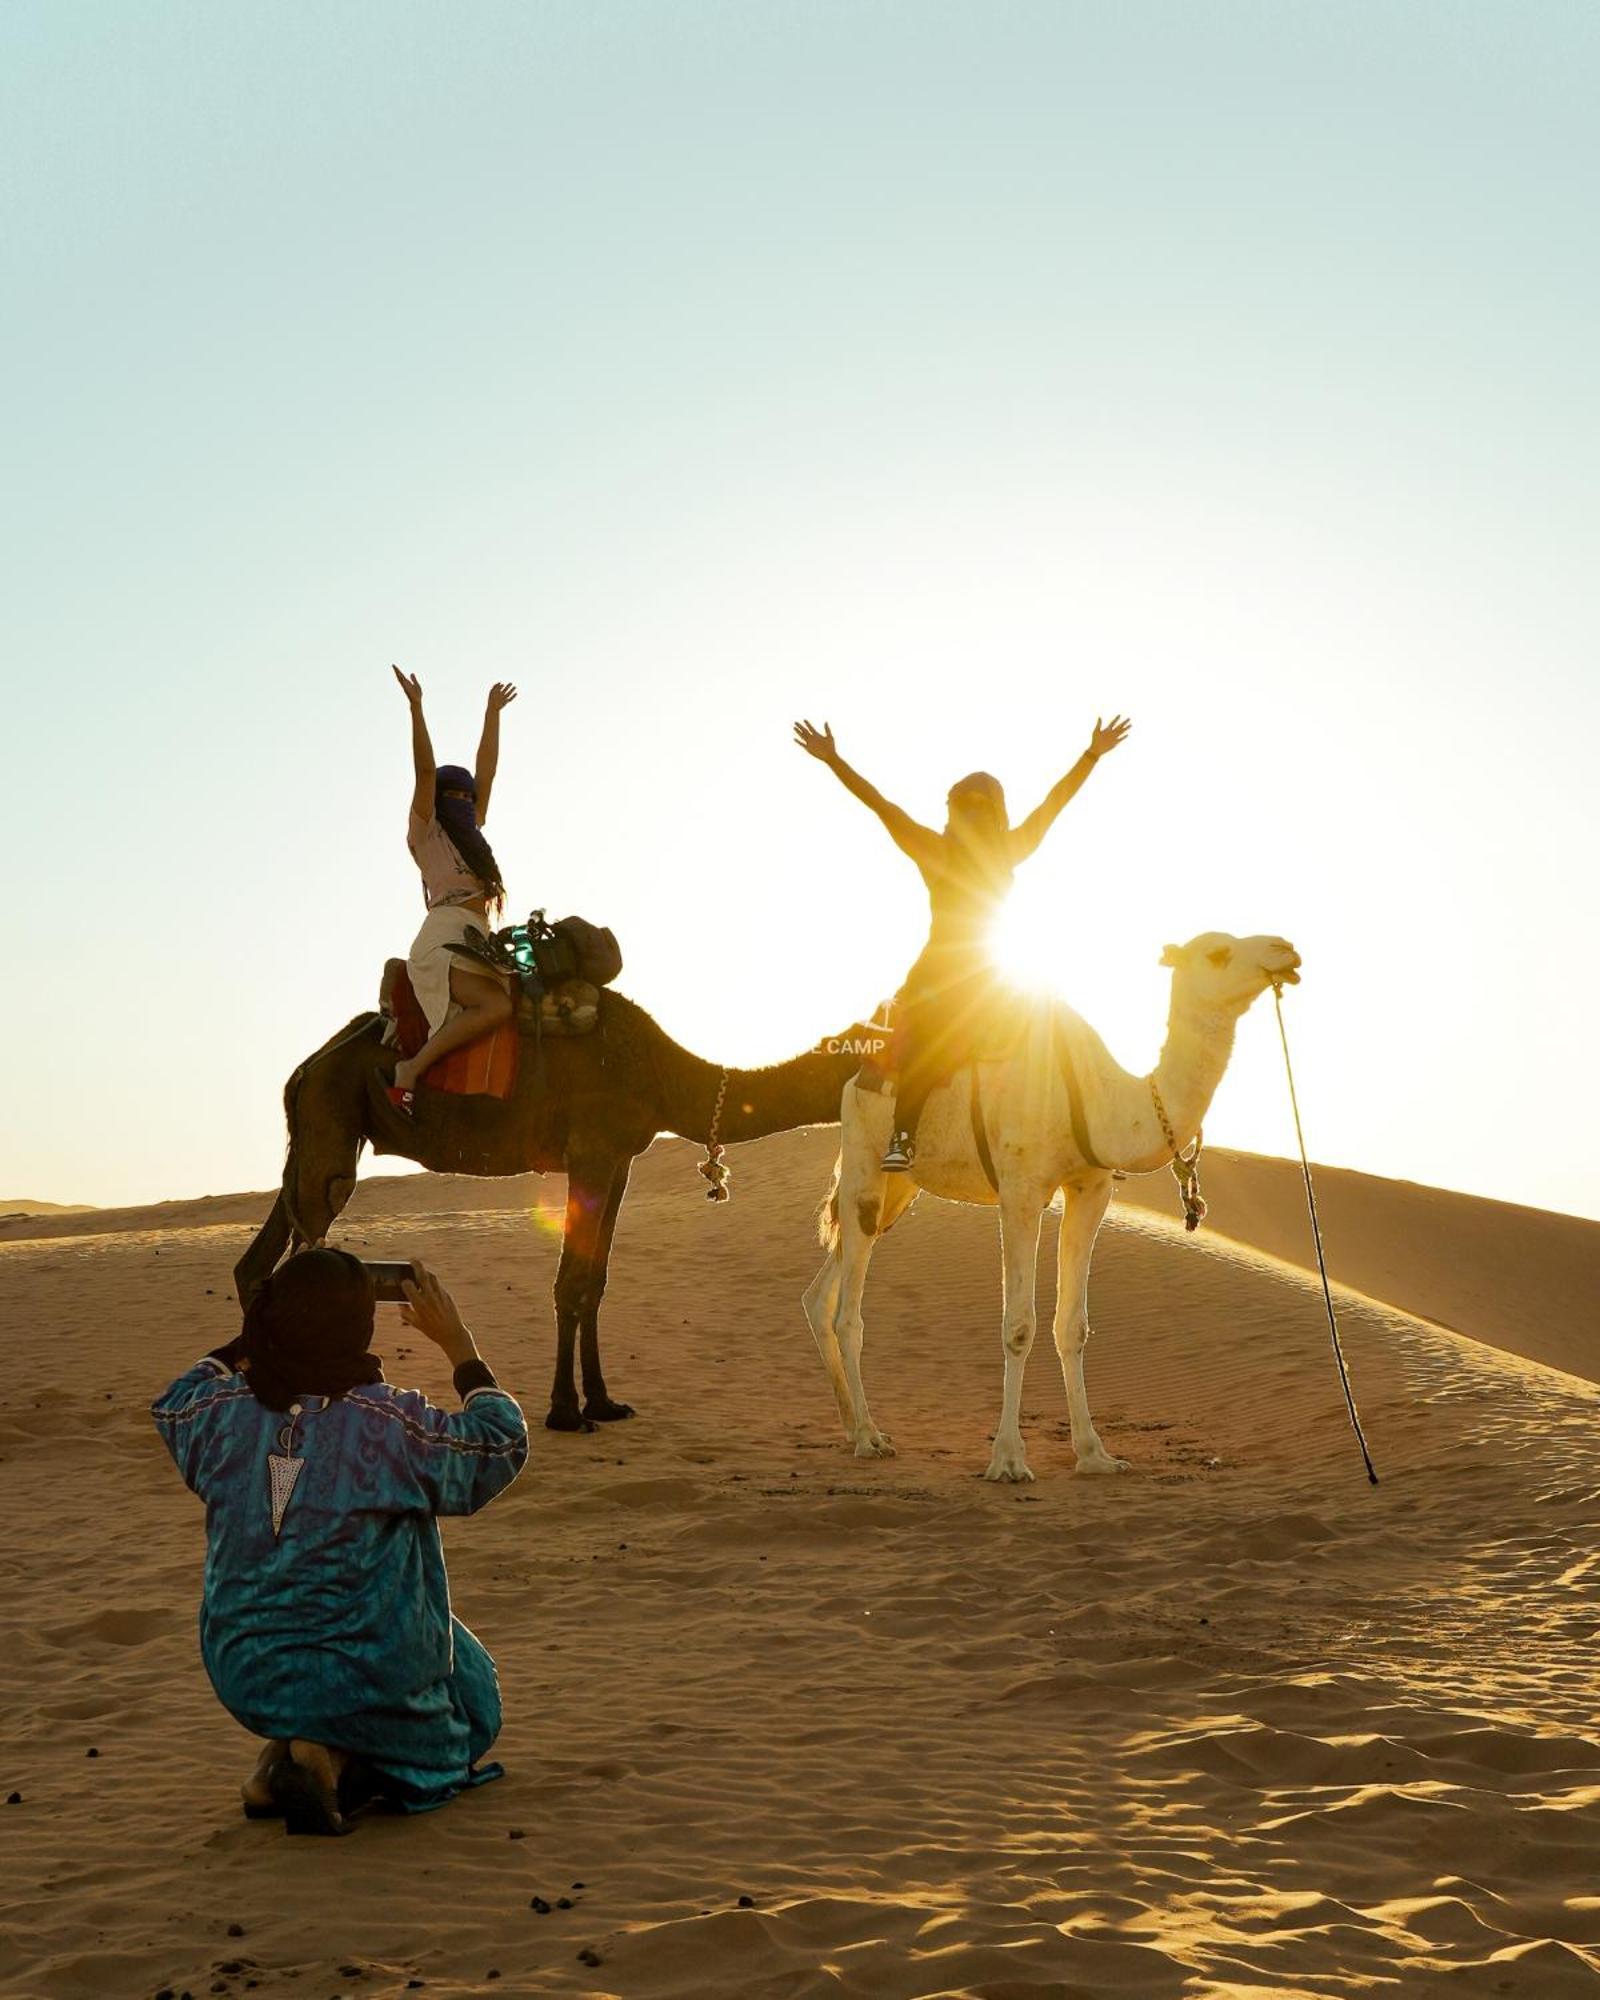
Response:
987,893,1069,997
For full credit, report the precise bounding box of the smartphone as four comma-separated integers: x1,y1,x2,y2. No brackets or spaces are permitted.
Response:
363,1259,417,1303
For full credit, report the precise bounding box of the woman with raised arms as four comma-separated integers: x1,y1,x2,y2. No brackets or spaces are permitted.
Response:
389,668,519,1103
794,714,1131,1170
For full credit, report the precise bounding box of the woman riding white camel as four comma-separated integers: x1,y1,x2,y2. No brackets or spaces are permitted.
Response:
389,667,518,1104
794,713,1132,1168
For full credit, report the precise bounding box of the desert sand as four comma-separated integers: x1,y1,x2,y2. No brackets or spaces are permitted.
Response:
3,1131,1599,1998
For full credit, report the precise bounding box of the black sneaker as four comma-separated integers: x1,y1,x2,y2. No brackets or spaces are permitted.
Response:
881,1132,913,1173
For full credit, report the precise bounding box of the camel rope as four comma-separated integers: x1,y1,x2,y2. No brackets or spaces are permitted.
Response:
698,1067,733,1202
1147,1078,1207,1231
1271,983,1379,1486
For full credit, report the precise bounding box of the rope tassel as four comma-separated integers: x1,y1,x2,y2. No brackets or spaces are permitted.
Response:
698,1142,731,1202
1173,1148,1208,1232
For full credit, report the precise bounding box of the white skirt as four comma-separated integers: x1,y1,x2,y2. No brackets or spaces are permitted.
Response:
406,904,497,1037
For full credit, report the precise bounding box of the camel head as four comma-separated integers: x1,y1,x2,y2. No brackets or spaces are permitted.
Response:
1159,932,1301,1016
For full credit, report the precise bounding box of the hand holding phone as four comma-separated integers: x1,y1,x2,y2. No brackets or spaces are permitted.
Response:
362,1259,417,1304
397,1260,478,1368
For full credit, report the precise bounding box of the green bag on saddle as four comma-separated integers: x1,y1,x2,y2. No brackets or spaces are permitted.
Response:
447,909,623,992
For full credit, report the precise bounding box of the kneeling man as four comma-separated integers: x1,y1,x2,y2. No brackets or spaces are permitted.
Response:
153,1251,527,1834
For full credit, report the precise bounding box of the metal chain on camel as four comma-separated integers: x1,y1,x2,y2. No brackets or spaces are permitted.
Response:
1147,1077,1208,1231
699,1068,733,1201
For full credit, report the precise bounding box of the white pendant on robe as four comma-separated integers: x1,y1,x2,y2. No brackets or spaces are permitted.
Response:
268,1453,304,1537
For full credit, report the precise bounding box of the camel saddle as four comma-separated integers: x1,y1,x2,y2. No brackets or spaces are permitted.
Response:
852,985,1031,1097
852,984,1035,1193
379,959,602,1103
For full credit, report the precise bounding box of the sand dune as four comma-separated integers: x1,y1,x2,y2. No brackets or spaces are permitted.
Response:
3,1130,1599,1996
1117,1147,1600,1387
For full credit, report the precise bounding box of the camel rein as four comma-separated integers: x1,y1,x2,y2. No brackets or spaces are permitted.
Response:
1270,981,1380,1486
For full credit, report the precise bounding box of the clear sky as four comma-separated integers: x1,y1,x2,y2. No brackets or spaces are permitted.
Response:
3,2,1596,1219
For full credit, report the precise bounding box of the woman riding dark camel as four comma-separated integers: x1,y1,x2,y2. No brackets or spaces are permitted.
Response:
389,667,518,1102
794,713,1132,1170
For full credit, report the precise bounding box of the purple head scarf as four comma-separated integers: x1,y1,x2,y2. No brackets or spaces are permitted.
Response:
432,765,505,905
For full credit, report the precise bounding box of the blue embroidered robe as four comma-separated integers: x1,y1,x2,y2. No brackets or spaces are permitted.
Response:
153,1357,528,1810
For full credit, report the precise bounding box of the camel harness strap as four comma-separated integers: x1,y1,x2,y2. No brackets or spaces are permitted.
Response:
969,1066,999,1192
1053,1015,1107,1172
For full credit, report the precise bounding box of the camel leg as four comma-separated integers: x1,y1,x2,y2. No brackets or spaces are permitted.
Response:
825,1091,910,1458
833,1214,891,1457
548,1150,626,1433
284,1121,362,1250
548,1310,588,1433
1052,1177,1124,1472
290,1168,364,1240
579,1156,635,1424
1050,1174,1127,1474
802,1169,917,1439
801,1253,853,1433
234,1043,368,1304
983,1180,1051,1483
235,1191,293,1309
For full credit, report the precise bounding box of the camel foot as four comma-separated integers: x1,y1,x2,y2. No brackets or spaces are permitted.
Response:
851,1429,895,1459
1074,1448,1130,1476
983,1441,1035,1483
583,1397,635,1423
545,1405,597,1434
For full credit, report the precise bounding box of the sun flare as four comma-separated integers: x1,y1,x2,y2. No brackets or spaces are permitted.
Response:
988,898,1070,998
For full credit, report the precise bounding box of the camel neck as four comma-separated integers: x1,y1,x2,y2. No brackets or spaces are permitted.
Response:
655,1037,862,1146
1146,996,1238,1155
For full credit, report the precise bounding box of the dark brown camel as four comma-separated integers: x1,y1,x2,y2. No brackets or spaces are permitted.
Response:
234,993,876,1431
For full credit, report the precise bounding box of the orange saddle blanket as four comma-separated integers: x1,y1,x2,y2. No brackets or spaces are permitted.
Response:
385,965,519,1101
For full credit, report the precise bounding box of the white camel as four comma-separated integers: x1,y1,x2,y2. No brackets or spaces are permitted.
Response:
801,932,1302,1481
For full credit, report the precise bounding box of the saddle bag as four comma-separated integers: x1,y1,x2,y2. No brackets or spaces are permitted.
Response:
507,911,623,988
445,908,623,990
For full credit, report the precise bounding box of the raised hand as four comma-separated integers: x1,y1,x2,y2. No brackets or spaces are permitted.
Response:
794,719,838,764
392,664,423,707
1089,714,1132,758
486,681,518,714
